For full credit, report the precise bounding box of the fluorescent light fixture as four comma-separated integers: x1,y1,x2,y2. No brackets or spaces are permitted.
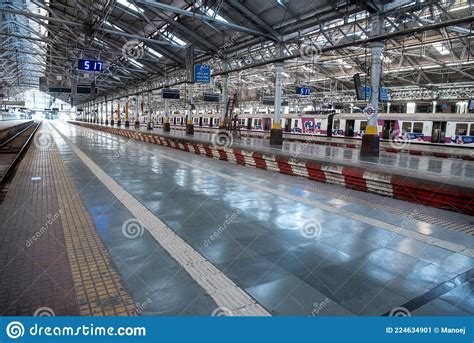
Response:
432,42,450,55
147,48,163,58
105,21,124,32
129,59,144,69
117,0,144,14
448,4,470,12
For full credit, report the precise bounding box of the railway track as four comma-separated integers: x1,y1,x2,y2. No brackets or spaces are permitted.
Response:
0,121,41,202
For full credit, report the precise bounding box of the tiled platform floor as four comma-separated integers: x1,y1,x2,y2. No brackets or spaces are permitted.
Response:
42,120,473,316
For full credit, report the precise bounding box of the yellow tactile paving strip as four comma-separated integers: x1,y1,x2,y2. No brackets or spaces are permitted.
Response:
48,128,136,316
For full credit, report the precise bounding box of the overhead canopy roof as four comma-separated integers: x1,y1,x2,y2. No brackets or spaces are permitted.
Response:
1,0,473,103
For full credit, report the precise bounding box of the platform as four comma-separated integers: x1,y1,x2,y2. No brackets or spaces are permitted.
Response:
70,121,474,216
1,120,472,317
156,124,474,160
0,120,33,142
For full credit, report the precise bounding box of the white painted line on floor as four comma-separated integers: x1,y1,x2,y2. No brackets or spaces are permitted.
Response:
69,123,474,259
51,123,271,317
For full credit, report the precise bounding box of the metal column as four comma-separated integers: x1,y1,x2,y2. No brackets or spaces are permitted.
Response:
220,73,228,129
147,92,153,130
270,62,284,146
117,101,121,126
186,84,194,135
125,98,130,127
163,99,170,131
361,15,384,158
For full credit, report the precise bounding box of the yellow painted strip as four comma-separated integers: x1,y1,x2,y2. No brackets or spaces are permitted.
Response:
365,125,378,135
272,122,281,129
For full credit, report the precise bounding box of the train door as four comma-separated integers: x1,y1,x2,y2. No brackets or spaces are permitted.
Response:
345,120,355,137
285,119,292,132
263,118,271,131
431,121,446,143
327,114,335,137
383,120,396,139
199,117,203,126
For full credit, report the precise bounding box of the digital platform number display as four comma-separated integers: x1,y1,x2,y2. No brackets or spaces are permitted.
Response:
296,87,311,96
78,59,103,72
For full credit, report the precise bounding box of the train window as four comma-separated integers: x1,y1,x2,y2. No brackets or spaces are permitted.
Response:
456,123,468,135
470,124,474,136
402,122,412,133
360,121,367,131
333,119,340,130
413,122,423,133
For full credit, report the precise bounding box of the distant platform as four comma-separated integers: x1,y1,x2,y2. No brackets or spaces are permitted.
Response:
0,120,33,142
156,124,474,160
70,121,474,216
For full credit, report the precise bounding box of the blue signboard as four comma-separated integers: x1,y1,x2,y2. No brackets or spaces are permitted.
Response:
194,64,211,83
78,59,103,72
296,86,311,96
380,87,389,101
361,86,371,101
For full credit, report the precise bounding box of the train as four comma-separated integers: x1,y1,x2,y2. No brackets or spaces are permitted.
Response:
153,112,474,146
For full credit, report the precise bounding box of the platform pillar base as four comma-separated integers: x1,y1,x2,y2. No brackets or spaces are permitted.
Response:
163,122,171,132
360,134,380,157
186,124,194,135
125,121,130,128
110,120,114,126
105,120,109,125
135,121,140,128
147,122,153,130
117,121,121,127
270,128,283,147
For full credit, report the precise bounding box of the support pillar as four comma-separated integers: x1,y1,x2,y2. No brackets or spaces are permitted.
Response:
219,73,228,130
110,100,114,126
147,92,153,130
100,102,104,124
117,102,121,126
360,41,384,157
186,84,194,135
135,95,141,128
125,99,130,127
105,98,109,125
270,62,284,147
163,99,170,132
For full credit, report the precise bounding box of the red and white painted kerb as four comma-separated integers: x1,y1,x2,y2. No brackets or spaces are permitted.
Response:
70,122,474,216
